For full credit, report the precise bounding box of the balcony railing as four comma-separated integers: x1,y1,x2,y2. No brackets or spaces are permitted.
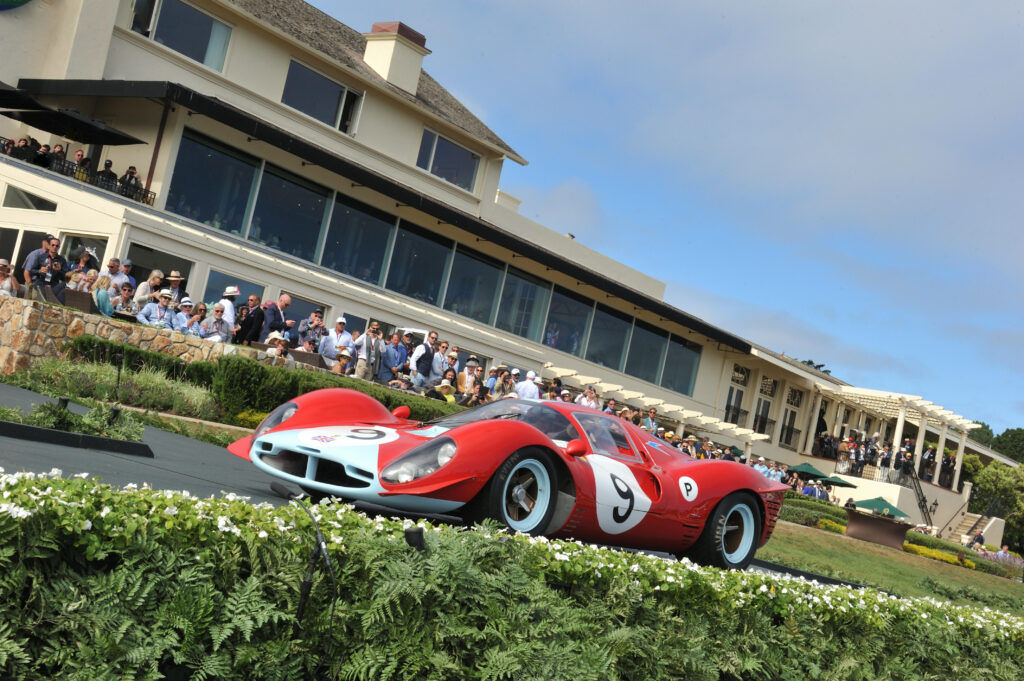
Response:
1,138,156,205
752,416,776,438
779,427,801,451
724,405,748,426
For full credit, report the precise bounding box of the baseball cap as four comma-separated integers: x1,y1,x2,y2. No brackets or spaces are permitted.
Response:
104,159,112,167
122,259,132,267
526,370,536,380
336,316,346,324
758,456,765,462
560,389,570,396
511,368,520,375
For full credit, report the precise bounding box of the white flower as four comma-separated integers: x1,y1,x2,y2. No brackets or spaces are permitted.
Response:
553,552,570,561
258,530,268,539
0,503,32,519
48,467,63,477
124,483,138,490
82,520,92,531
100,506,111,517
163,506,178,516
73,472,89,479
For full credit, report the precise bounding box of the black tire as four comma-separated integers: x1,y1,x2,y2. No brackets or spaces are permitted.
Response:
483,448,560,535
687,492,761,570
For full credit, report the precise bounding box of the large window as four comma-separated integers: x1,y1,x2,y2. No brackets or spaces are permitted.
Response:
201,270,262,307
0,227,19,262
151,0,231,71
416,130,479,192
167,131,258,235
496,267,550,342
281,60,361,133
660,335,702,396
13,230,49,273
442,246,503,324
625,320,668,384
585,304,632,371
3,185,56,211
249,166,328,262
319,194,395,285
544,286,592,357
385,221,452,305
282,293,326,331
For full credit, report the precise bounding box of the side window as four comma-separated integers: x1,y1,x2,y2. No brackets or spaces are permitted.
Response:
574,413,639,460
521,405,579,443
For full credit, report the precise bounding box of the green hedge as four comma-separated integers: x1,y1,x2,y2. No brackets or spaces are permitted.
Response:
2,472,1022,681
65,336,464,424
66,335,216,388
0,402,144,441
905,532,1018,579
781,497,848,523
211,354,463,424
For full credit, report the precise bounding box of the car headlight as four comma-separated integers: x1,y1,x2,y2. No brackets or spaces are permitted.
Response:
254,402,299,440
380,438,457,484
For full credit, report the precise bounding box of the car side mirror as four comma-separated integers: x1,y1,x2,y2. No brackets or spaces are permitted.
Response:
565,438,588,457
391,405,411,419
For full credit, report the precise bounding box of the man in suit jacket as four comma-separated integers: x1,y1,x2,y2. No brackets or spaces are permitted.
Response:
260,293,294,342
235,293,265,345
379,332,404,383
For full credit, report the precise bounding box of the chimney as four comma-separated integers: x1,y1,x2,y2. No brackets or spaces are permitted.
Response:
362,21,430,95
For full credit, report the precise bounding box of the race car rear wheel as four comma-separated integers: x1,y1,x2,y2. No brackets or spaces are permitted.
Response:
486,448,559,535
688,492,761,570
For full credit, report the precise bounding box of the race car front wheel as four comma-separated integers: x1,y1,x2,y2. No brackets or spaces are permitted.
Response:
486,448,559,535
688,492,761,570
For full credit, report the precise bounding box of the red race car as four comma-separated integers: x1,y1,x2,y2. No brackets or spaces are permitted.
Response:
228,389,788,569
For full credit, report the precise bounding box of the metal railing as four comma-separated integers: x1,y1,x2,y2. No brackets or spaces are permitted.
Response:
779,427,801,451
723,405,748,426
1,138,156,205
752,416,775,438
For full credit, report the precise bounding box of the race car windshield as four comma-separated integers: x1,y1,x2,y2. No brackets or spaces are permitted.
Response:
427,401,578,441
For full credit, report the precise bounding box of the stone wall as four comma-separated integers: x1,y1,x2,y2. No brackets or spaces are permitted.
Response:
0,296,265,373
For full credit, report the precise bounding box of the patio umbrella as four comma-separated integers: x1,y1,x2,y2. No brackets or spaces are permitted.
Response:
819,475,857,488
854,497,909,518
787,462,827,478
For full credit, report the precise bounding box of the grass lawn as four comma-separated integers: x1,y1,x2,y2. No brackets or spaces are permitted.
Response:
760,521,1024,614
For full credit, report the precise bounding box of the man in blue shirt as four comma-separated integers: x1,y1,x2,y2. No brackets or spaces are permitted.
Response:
379,332,404,382
137,289,174,328
22,234,66,294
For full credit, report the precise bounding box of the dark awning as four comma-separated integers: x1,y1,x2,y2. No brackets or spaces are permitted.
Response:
0,107,146,145
0,80,49,110
17,78,751,353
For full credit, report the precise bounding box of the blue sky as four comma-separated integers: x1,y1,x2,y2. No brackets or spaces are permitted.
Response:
314,1,1023,433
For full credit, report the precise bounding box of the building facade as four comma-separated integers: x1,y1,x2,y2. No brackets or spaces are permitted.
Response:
0,0,1010,535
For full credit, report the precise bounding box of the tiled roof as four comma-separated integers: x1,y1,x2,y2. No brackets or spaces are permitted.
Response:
221,0,524,162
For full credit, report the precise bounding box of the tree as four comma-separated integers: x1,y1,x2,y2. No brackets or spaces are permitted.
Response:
959,452,983,485
968,461,1024,549
970,421,994,447
798,359,831,375
991,427,1024,464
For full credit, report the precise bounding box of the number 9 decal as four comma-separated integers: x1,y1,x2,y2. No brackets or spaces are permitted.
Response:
299,426,399,448
588,455,652,534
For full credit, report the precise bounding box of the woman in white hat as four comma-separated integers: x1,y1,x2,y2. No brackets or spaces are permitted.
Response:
0,258,20,297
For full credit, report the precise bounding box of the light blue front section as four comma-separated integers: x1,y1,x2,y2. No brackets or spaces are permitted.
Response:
249,427,462,513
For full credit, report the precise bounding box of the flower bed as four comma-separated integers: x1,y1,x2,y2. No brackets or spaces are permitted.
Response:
2,469,1022,680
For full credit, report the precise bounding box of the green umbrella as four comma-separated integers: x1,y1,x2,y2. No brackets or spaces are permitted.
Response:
787,462,827,478
819,475,857,488
854,497,909,518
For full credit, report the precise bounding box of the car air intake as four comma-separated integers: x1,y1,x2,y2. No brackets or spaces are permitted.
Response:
316,459,371,488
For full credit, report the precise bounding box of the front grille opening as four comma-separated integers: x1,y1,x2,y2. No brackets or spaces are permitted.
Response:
259,441,273,452
262,450,307,476
316,459,371,488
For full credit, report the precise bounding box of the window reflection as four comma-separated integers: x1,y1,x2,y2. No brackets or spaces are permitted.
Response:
496,267,550,342
203,270,263,307
585,304,631,371
281,61,345,127
544,286,592,357
443,246,503,324
152,0,231,71
661,335,702,396
625,319,667,384
384,221,451,305
249,166,328,262
416,130,479,191
320,193,394,285
282,292,325,327
167,131,258,235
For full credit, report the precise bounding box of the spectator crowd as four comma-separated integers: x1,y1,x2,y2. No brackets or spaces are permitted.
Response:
2,135,148,202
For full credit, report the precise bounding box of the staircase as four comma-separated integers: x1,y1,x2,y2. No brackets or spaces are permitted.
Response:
951,512,987,543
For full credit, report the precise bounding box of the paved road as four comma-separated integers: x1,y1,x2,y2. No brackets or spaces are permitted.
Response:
0,383,280,504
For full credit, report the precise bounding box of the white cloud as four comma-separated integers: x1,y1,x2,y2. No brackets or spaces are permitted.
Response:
504,178,606,239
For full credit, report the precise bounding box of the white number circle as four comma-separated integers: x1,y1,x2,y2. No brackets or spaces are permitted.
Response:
678,476,699,502
588,455,652,535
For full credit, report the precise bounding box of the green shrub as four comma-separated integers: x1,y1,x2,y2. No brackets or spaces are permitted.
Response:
782,497,848,523
817,517,846,533
0,402,144,441
65,335,215,388
235,409,270,430
904,543,976,569
2,472,1023,681
211,355,463,425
